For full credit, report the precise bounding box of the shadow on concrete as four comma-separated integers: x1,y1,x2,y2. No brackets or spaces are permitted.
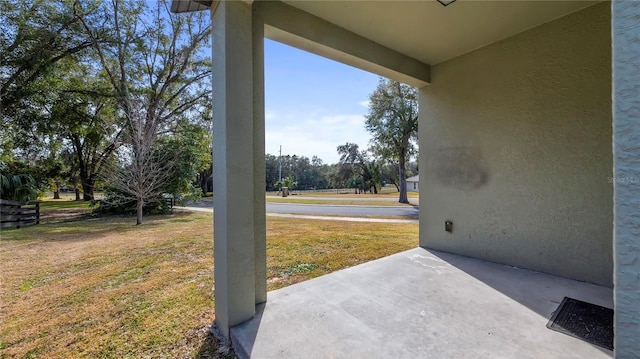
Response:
427,248,614,356
229,303,265,359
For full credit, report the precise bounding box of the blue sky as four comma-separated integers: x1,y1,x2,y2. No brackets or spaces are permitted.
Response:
264,39,381,165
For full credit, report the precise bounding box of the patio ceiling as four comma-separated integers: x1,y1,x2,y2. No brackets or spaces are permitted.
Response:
171,0,599,70
283,0,600,65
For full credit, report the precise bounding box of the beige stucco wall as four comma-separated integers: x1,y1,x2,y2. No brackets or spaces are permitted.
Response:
419,3,613,286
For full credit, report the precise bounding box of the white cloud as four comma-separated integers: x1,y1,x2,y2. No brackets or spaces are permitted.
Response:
265,110,372,164
358,100,370,108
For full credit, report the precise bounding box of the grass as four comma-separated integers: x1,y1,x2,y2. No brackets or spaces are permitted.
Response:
0,210,417,358
272,213,418,221
266,217,417,290
1,213,219,359
38,200,91,210
290,191,420,199
265,197,417,206
29,197,95,224
268,186,420,199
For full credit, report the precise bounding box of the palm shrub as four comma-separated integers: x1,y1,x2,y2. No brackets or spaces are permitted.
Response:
0,172,38,202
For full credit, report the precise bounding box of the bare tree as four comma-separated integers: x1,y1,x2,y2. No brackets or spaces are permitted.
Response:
102,105,175,224
78,0,211,224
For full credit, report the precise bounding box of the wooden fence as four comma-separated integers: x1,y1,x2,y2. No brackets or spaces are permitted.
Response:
0,199,40,229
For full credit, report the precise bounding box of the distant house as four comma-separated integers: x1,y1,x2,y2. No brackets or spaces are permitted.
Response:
406,175,419,192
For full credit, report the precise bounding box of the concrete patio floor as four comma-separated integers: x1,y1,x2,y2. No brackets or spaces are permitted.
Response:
231,247,613,359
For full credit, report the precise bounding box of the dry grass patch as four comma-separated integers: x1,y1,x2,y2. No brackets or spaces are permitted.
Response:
1,213,223,359
1,211,416,358
35,198,94,224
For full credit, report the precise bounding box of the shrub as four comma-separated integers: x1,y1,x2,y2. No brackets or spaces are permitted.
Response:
0,170,38,202
91,188,173,215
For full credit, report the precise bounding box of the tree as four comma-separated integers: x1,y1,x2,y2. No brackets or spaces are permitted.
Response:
5,61,123,202
360,159,382,194
0,0,105,118
157,120,210,202
281,175,297,191
196,156,213,194
336,143,381,194
194,111,213,195
78,0,212,224
100,108,176,224
336,143,361,193
264,153,332,191
310,156,329,190
49,67,123,201
1,1,122,201
365,78,418,203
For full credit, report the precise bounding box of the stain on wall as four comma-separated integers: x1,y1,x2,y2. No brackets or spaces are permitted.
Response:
431,147,488,190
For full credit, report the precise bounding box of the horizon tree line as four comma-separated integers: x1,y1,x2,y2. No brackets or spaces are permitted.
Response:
264,149,418,194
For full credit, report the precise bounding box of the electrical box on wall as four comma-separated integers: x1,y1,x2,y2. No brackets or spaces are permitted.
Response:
445,220,453,233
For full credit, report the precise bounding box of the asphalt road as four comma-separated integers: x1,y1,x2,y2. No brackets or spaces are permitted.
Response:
187,200,419,218
266,195,419,203
267,203,418,217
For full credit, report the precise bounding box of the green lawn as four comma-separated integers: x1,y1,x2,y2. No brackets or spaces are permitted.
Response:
38,199,93,210
267,185,420,199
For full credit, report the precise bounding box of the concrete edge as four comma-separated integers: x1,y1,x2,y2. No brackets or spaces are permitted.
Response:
266,202,419,209
174,207,419,223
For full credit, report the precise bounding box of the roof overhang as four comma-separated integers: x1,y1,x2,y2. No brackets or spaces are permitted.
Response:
170,0,213,13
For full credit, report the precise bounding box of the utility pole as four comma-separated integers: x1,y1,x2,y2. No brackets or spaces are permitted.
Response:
278,145,282,185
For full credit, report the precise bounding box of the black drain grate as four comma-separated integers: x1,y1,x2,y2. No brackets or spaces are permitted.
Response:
547,297,614,351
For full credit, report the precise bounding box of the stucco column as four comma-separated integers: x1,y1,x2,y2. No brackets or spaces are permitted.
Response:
417,87,428,249
612,1,640,357
212,0,265,339
253,6,267,306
